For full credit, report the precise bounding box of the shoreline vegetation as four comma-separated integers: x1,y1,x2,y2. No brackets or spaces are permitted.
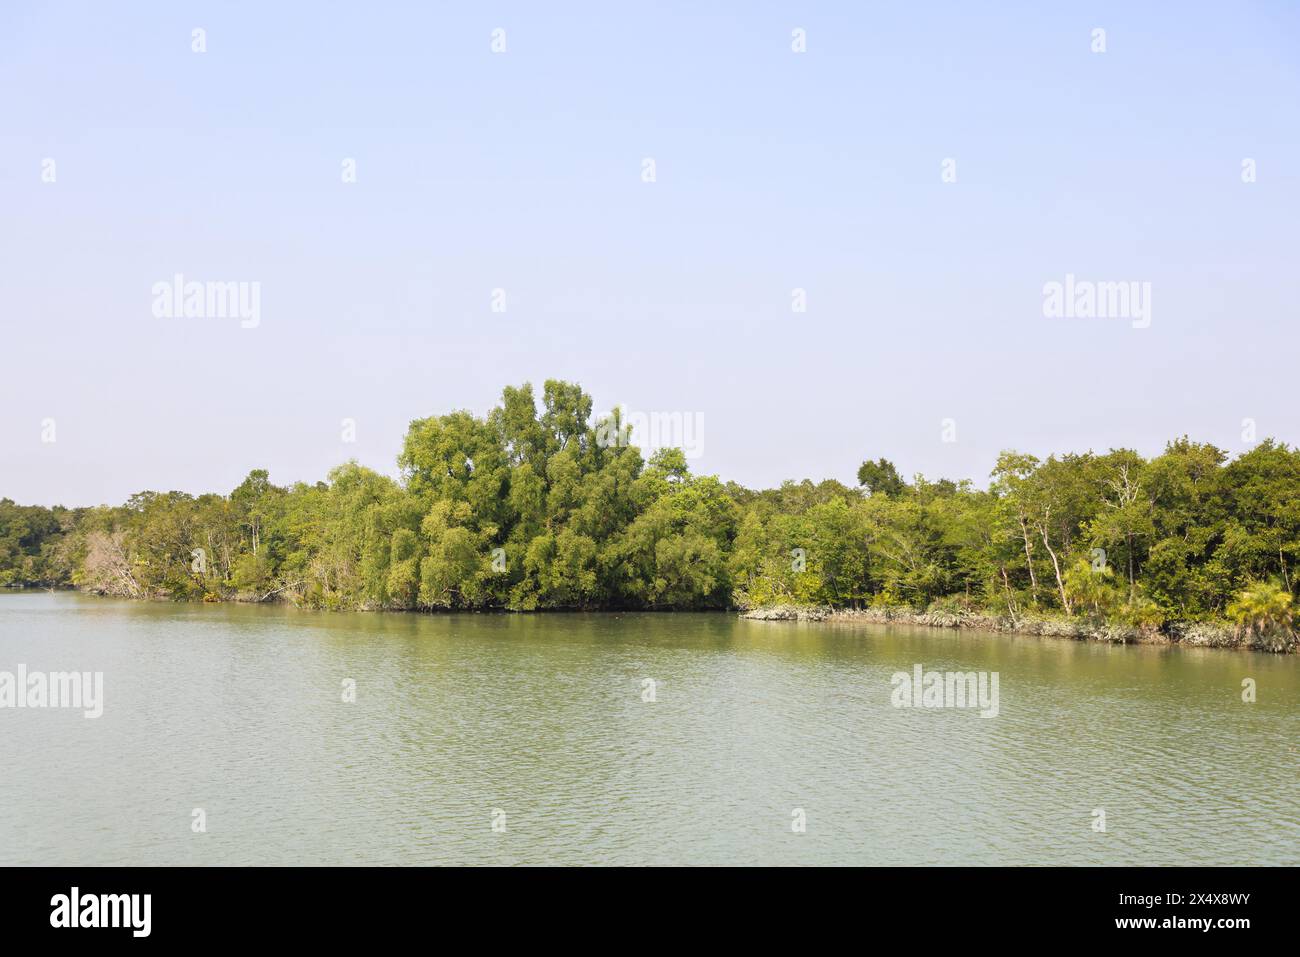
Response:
2,380,1298,653
738,604,1277,653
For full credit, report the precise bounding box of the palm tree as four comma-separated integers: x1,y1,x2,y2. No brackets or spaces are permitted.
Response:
1226,580,1295,650
1063,556,1119,620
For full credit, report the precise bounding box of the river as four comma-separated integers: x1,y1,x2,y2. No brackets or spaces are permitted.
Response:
1,592,1295,865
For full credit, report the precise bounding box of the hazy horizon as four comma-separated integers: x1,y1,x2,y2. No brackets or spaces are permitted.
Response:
4,1,1298,507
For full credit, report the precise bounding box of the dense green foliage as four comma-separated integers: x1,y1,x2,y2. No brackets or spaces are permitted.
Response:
0,499,79,587
6,382,1300,634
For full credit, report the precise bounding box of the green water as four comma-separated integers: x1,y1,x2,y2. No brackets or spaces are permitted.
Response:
0,592,1295,865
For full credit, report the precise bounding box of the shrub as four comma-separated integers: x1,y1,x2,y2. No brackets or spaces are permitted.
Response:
1226,580,1295,650
1116,594,1165,633
1063,556,1121,620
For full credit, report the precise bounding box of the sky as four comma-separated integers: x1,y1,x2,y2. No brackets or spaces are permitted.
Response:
2,1,1298,507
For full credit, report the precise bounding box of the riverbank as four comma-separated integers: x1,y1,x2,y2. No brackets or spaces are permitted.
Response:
20,587,1298,653
738,604,1298,654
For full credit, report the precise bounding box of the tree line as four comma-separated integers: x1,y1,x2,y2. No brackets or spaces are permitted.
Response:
3,380,1296,640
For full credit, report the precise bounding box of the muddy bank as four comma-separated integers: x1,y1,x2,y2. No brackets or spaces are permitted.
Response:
738,605,1297,654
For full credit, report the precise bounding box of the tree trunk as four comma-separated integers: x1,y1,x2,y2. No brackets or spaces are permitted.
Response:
1040,527,1071,614
1019,517,1039,601
1126,532,1135,594
1000,565,1020,624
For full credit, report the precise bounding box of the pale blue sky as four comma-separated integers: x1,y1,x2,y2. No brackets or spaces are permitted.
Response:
3,1,1298,506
